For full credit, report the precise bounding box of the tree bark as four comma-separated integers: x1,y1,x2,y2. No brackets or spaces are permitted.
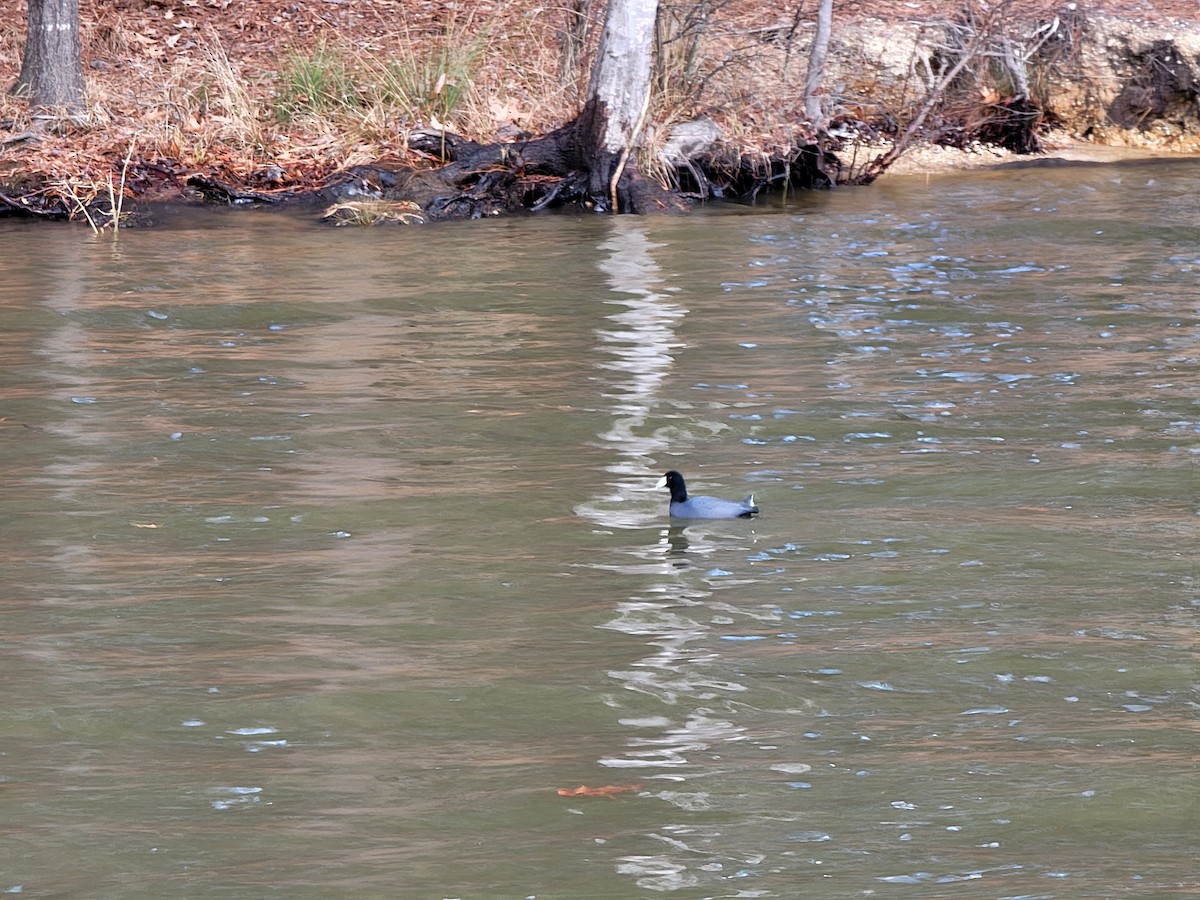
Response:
578,0,659,210
13,0,85,113
586,0,658,154
804,0,833,130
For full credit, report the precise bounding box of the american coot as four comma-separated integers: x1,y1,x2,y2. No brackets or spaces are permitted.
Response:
663,470,759,519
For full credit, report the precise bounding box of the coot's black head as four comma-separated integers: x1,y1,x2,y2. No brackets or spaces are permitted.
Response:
664,470,688,502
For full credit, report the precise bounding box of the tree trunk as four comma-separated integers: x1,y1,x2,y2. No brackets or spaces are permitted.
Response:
13,0,85,114
577,0,659,211
804,0,833,130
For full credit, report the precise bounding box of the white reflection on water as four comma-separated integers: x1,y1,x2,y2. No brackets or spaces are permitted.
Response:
574,219,766,887
574,217,685,528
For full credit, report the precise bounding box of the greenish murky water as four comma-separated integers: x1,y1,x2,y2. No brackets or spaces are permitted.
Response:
1,159,1197,898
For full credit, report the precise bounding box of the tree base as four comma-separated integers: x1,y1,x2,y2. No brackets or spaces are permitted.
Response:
311,116,838,222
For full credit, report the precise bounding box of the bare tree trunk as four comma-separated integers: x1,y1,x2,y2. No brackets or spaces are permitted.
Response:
578,0,659,210
804,0,833,130
13,0,85,114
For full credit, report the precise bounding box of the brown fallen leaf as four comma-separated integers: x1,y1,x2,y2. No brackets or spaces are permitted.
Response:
556,784,641,798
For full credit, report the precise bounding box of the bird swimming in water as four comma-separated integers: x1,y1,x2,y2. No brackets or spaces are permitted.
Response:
663,470,759,519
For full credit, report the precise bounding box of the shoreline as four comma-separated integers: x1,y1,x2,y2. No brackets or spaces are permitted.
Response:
53,140,1200,231
2,1,1199,223
875,133,1200,177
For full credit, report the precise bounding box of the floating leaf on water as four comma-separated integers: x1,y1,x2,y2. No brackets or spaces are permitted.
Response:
556,784,641,798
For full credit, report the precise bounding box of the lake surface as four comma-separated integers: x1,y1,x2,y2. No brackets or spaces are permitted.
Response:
1,159,1197,898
